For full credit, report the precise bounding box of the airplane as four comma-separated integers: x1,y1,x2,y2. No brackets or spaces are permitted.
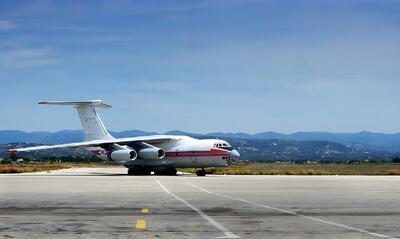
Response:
8,100,240,176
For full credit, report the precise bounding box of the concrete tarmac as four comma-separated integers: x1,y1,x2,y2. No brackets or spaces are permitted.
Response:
1,167,400,239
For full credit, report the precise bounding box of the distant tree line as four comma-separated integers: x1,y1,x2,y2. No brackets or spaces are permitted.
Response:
393,156,400,163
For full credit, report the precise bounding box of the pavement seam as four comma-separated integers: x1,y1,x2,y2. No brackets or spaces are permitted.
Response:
156,179,239,239
186,182,398,239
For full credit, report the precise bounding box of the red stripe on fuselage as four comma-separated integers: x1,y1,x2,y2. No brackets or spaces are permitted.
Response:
210,148,229,152
165,150,230,158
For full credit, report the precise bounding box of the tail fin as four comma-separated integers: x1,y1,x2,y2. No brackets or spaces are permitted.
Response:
38,100,115,141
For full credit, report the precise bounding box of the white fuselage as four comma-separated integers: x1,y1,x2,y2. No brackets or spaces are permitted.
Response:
86,135,238,169
10,100,240,174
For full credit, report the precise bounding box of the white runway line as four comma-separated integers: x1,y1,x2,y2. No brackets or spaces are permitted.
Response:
156,180,238,239
186,182,398,239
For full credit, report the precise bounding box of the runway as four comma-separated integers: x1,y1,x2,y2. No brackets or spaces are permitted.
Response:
1,168,400,239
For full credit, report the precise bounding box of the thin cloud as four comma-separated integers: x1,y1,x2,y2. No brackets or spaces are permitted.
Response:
101,0,262,15
120,80,190,95
1,1,55,16
0,48,58,70
64,35,139,44
1,0,259,17
0,20,17,30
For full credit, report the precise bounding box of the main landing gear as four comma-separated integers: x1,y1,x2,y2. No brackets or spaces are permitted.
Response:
154,168,177,176
127,166,151,175
196,168,207,177
127,167,177,176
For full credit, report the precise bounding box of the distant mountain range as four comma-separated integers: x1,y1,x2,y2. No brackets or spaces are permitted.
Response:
206,131,400,153
1,129,400,153
1,129,398,161
1,139,391,162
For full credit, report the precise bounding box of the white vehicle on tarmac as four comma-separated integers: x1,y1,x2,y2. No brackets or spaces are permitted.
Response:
9,100,240,176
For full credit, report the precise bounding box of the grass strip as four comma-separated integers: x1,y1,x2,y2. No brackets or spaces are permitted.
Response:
180,163,400,175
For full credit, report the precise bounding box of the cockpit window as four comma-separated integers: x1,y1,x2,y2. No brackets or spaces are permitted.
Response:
214,142,233,150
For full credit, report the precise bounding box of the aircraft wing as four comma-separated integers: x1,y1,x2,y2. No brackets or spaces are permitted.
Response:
8,135,175,153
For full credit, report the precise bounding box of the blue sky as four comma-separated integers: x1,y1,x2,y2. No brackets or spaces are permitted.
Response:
0,0,399,133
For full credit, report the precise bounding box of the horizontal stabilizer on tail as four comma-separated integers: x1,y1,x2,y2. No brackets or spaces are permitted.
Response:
38,99,114,141
38,100,112,108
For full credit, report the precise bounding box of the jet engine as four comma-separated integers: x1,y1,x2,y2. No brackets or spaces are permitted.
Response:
138,147,165,160
109,149,137,161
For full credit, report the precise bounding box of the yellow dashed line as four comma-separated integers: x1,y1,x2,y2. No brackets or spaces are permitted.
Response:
135,208,148,230
135,219,146,229
141,208,149,214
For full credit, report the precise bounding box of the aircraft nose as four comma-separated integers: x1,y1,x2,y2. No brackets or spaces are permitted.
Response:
230,149,240,158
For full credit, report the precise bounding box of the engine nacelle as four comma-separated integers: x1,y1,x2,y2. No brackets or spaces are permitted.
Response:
109,149,137,162
138,148,165,160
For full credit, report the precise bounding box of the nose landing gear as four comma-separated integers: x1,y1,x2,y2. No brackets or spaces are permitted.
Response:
196,168,207,176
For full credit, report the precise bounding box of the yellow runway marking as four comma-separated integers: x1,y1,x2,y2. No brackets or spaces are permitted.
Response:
141,208,149,214
135,219,146,229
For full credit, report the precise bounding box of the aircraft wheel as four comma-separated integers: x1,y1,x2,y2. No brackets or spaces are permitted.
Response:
139,168,151,175
127,168,135,175
127,167,151,175
196,169,206,176
155,168,177,176
168,168,177,175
